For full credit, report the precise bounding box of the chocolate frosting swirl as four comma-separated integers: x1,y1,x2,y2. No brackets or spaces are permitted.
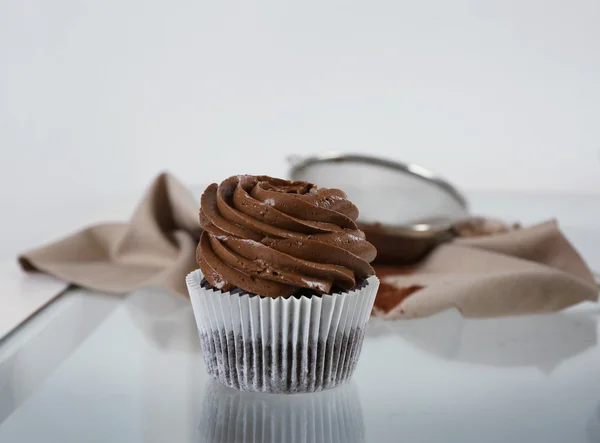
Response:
197,175,377,297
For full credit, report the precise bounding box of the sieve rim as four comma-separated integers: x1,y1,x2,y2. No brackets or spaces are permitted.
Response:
288,152,469,211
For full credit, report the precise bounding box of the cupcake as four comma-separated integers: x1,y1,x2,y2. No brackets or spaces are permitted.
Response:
186,175,379,393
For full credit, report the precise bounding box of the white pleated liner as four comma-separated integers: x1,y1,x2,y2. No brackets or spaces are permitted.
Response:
186,270,379,393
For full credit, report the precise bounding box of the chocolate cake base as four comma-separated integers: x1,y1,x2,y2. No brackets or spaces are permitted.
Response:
200,277,368,298
187,270,380,394
199,328,366,394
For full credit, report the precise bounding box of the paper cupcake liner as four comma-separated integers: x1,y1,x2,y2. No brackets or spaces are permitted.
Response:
198,380,365,443
186,270,379,393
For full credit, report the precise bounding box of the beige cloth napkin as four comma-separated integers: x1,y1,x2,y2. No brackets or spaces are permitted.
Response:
374,221,599,319
19,173,598,318
19,173,201,296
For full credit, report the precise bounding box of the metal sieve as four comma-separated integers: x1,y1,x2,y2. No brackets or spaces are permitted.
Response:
288,152,470,263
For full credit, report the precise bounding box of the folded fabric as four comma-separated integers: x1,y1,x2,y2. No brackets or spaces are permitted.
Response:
373,221,598,318
19,173,598,318
19,173,201,296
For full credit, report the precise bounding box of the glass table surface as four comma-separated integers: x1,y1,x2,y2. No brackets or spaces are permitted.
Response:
2,191,600,443
0,283,599,443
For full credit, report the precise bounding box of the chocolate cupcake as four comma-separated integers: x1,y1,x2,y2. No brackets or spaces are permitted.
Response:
186,175,379,393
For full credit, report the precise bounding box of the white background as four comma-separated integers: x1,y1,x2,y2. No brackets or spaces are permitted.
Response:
1,0,599,260
2,0,600,198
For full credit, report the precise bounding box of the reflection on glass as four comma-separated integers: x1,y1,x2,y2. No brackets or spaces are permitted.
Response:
0,293,120,426
587,399,600,443
125,287,199,352
368,308,597,371
197,381,365,443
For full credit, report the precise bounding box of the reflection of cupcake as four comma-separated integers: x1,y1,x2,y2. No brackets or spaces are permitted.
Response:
186,175,379,393
198,380,365,443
